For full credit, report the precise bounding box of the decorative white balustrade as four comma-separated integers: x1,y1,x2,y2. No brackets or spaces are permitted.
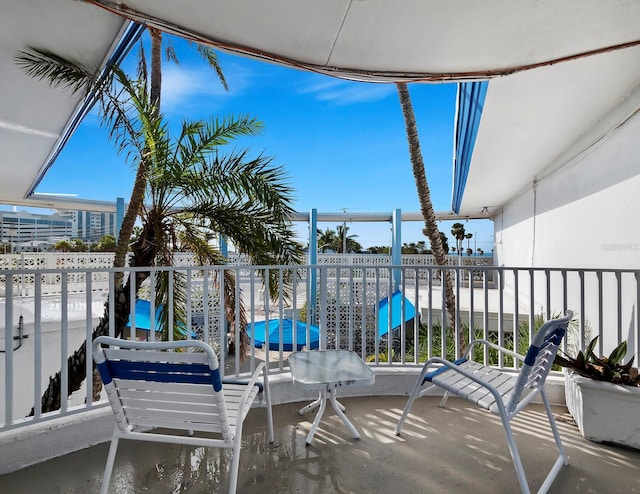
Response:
1,256,638,435
0,252,494,295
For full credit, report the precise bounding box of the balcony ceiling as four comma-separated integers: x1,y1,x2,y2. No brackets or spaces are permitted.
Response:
457,44,640,217
0,0,128,209
2,0,640,214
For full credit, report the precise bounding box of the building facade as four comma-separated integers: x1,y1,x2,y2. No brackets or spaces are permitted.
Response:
57,209,117,242
0,210,73,252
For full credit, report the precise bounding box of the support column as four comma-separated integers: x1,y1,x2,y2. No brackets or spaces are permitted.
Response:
392,208,402,292
309,209,318,325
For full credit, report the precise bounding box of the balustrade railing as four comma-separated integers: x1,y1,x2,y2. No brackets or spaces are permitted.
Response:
1,260,638,432
0,252,494,294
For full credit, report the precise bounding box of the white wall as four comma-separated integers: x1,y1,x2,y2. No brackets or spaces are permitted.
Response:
496,109,640,269
493,94,640,354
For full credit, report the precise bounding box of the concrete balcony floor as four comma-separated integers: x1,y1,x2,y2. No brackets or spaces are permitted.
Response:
1,396,638,493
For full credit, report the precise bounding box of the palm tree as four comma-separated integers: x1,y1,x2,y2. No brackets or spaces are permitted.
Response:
125,89,303,351
317,227,338,252
16,34,299,414
336,224,360,253
396,82,459,345
112,28,228,284
451,222,466,256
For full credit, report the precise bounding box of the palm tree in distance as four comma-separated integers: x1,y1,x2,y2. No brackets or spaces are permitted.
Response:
451,222,467,256
396,83,460,345
336,224,361,253
317,227,338,252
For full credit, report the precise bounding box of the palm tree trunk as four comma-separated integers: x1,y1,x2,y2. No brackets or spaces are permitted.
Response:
112,28,162,287
149,28,162,110
35,31,166,415
396,83,462,348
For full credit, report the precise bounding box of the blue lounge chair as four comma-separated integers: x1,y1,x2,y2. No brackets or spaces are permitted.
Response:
126,299,196,338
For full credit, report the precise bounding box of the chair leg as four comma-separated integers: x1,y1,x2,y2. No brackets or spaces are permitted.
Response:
541,388,568,465
395,370,435,435
438,390,450,407
229,437,243,494
537,389,568,494
499,416,531,494
101,429,120,494
263,368,275,443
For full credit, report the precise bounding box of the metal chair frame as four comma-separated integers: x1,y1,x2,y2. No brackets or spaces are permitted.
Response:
395,311,573,494
93,336,274,494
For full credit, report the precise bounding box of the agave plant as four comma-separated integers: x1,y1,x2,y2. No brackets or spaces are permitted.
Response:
555,336,640,387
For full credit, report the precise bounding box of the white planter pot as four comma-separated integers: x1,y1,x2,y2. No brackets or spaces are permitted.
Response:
565,372,640,450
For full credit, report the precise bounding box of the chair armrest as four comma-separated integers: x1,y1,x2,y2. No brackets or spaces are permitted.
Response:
235,362,269,413
465,338,525,362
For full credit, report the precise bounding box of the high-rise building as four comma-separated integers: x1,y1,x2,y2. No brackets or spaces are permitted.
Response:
0,210,73,252
57,209,117,242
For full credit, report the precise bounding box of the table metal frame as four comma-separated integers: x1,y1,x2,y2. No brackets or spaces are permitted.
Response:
288,349,375,444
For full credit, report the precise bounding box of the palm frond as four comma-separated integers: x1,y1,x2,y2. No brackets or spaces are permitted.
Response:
14,48,95,95
194,43,229,91
165,43,180,65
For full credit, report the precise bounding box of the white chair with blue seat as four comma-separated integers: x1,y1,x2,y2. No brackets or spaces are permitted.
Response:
92,336,274,494
395,311,573,494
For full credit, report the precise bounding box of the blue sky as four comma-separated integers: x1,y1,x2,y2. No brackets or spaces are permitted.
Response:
19,34,493,251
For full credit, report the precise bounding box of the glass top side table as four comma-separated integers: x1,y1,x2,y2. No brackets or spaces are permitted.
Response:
288,349,375,444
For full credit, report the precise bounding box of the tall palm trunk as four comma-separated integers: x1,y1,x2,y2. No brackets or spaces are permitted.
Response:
34,31,166,414
396,83,461,348
112,27,161,285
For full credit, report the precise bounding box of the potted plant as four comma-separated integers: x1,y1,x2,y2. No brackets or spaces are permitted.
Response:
555,336,640,449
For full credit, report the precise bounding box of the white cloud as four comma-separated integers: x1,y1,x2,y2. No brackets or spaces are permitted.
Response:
160,65,227,109
298,78,395,105
159,60,256,113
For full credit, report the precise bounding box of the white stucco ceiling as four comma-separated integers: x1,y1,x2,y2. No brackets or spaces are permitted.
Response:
2,0,640,215
0,0,128,208
86,0,640,82
458,44,640,217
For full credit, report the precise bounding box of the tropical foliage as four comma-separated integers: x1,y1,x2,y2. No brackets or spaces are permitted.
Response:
16,33,302,414
127,100,304,343
402,241,429,254
368,245,391,254
404,322,532,366
94,235,117,252
384,313,564,368
555,336,640,387
316,225,362,253
53,239,88,252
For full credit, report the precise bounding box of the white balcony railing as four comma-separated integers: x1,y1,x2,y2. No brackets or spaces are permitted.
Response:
1,255,638,433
